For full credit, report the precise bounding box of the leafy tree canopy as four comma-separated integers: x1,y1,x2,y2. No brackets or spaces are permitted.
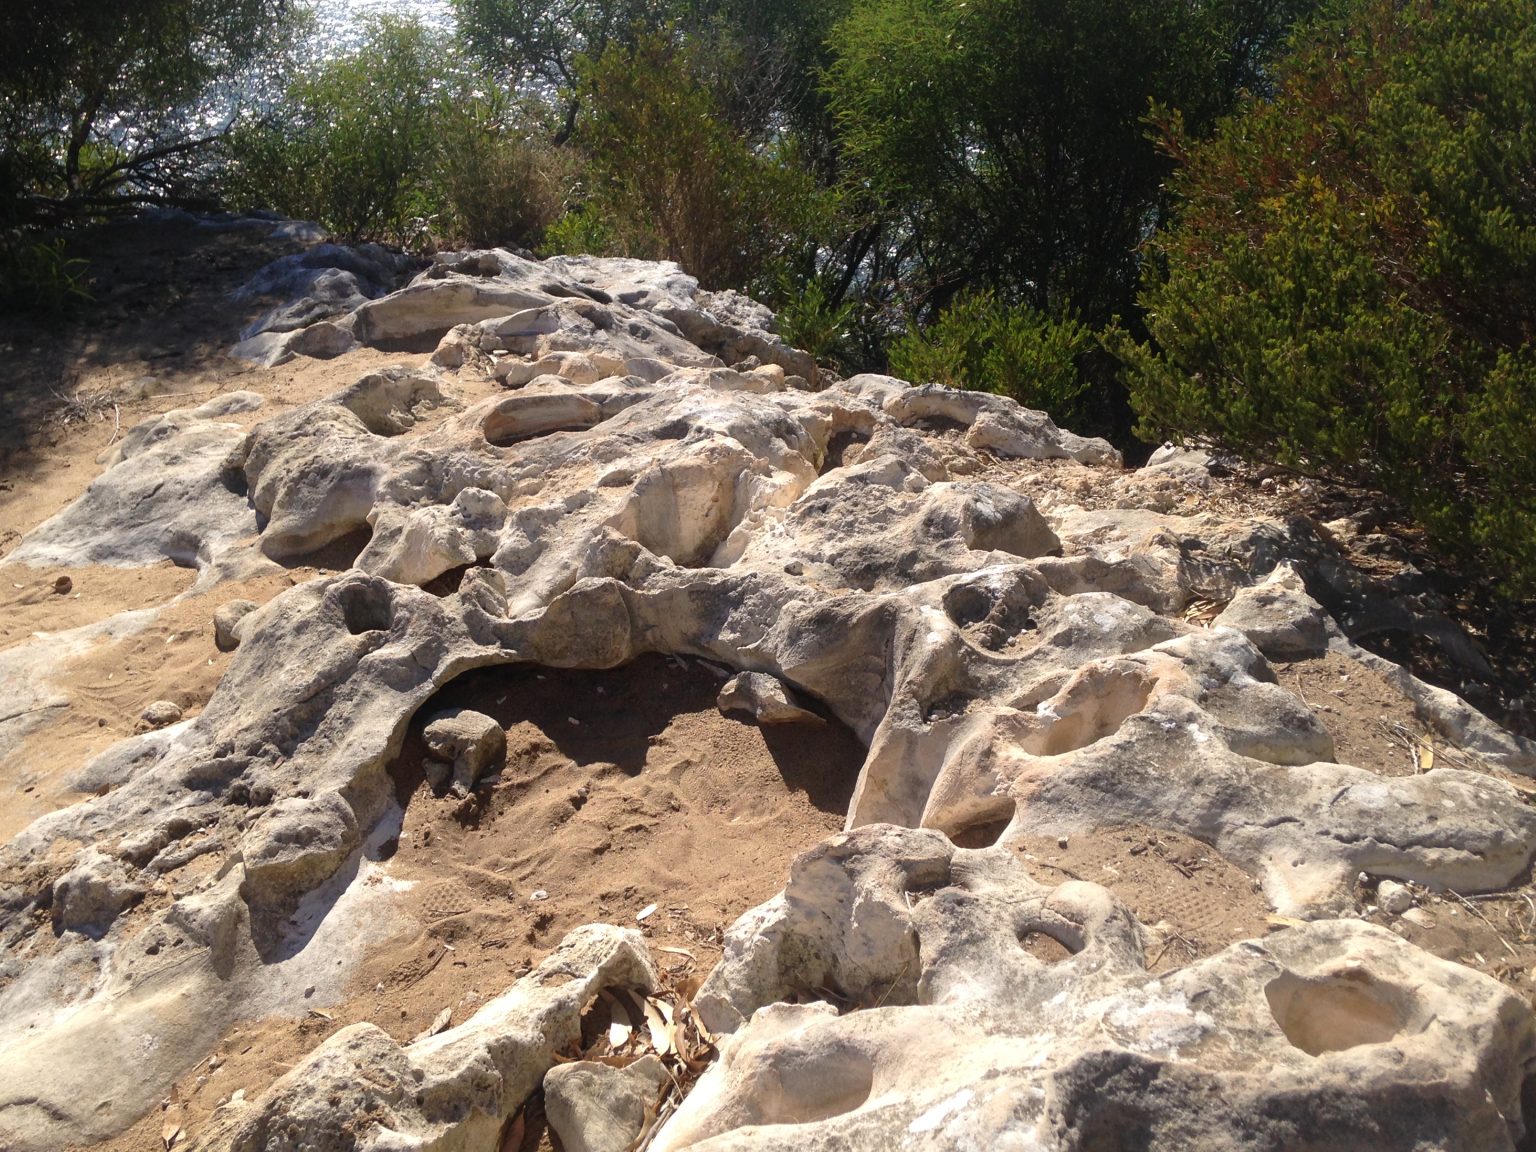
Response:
1122,0,1536,591
824,0,1318,327
0,0,296,223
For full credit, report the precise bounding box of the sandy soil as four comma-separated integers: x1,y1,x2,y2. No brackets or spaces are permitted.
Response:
82,654,865,1152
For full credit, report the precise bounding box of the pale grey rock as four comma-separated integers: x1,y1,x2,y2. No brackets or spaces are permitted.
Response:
196,925,655,1152
241,365,443,560
717,672,820,725
1378,879,1414,915
429,323,476,368
3,397,259,570
1142,442,1233,482
666,825,1536,1152
352,278,552,346
231,243,410,340
51,849,144,935
545,1055,670,1152
422,708,505,793
5,249,1536,1152
286,319,357,360
1215,563,1329,659
139,700,183,728
98,391,264,469
213,599,258,652
883,382,1120,466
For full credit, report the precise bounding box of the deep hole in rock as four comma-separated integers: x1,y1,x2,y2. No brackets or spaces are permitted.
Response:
947,801,1016,849
820,430,870,475
485,420,597,448
1019,931,1078,964
910,415,971,436
1264,969,1410,1056
384,655,866,963
923,691,976,724
220,467,249,498
942,581,1039,652
278,525,373,572
943,583,995,629
1518,1071,1536,1152
337,581,393,635
420,562,489,597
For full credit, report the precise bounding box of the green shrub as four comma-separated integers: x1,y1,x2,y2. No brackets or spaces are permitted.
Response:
541,204,616,257
771,275,855,368
890,292,1095,427
225,17,443,245
1120,0,1536,593
553,34,829,290
0,233,92,314
225,18,568,250
432,92,573,248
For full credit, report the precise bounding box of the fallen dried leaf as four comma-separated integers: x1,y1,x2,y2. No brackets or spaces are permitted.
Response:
498,1108,525,1152
642,998,674,1056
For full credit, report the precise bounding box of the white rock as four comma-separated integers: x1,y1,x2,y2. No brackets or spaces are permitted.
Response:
717,672,821,725
545,1054,670,1152
138,700,183,729
213,599,258,652
422,708,505,794
1377,879,1415,915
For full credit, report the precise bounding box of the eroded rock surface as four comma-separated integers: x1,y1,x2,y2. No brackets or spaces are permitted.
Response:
668,826,1536,1151
2,242,1534,1151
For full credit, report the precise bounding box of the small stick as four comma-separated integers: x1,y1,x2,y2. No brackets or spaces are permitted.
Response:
1447,889,1518,959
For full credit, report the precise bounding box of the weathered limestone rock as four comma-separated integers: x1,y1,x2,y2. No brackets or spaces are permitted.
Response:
51,849,145,935
213,599,258,652
194,925,655,1152
1215,562,1329,659
666,826,1536,1152
545,1055,671,1152
4,242,1536,1152
4,393,261,569
718,672,822,725
1377,879,1415,915
229,242,412,365
422,708,505,793
139,700,184,729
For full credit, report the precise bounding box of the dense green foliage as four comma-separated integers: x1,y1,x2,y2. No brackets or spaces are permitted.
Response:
0,233,92,314
1122,0,1536,590
825,0,1316,326
891,293,1095,426
550,34,827,289
224,19,568,248
7,0,1530,587
0,0,294,223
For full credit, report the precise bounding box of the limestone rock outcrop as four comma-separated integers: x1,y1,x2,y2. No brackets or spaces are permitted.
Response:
194,925,655,1152
2,236,1534,1152
668,825,1536,1151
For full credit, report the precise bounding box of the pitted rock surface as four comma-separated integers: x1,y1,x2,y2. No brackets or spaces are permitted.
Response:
667,826,1536,1152
1,244,1534,1151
